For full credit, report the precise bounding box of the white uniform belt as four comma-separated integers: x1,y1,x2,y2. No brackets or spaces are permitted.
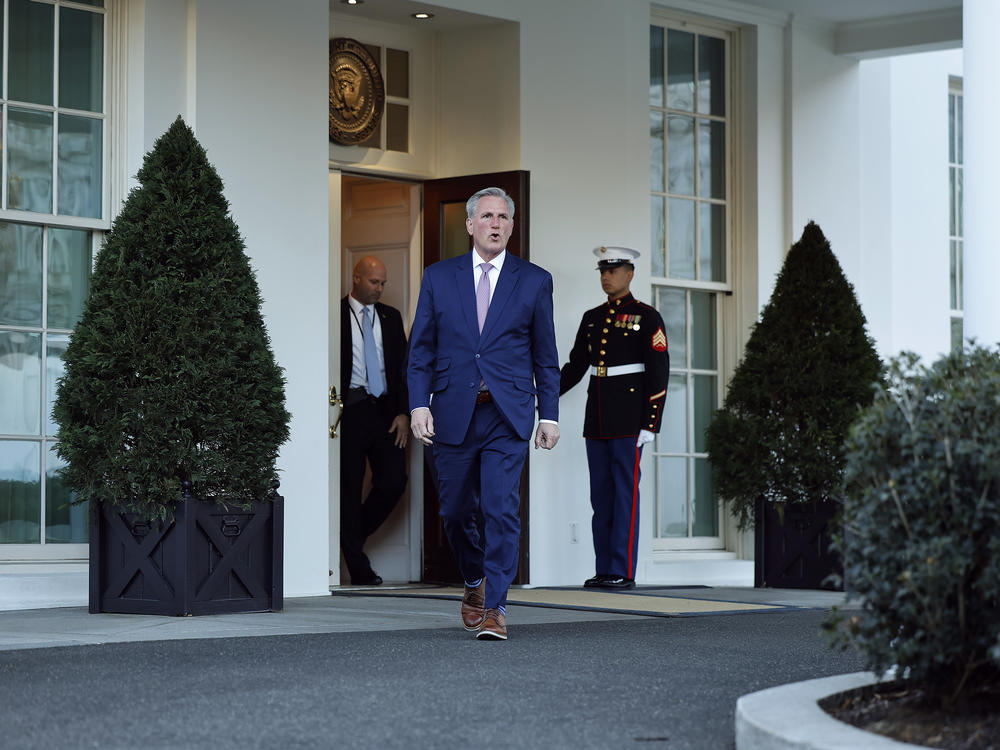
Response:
590,363,645,377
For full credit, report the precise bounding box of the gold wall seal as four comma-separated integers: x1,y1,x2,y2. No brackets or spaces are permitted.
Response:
329,37,385,145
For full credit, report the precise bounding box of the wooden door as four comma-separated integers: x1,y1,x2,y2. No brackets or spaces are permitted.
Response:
420,170,531,584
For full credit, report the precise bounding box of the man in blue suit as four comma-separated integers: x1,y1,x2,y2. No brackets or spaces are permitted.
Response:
408,187,560,641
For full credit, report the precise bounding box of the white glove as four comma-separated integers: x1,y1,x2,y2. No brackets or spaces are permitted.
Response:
636,429,655,447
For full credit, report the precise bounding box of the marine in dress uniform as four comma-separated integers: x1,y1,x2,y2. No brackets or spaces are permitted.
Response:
560,246,670,589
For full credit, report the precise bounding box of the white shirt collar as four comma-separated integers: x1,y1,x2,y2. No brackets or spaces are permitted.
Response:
348,293,374,316
472,248,506,272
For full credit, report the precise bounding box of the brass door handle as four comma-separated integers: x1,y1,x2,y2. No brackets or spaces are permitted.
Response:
329,385,344,438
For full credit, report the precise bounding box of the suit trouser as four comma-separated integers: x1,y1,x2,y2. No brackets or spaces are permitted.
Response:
340,396,408,580
434,400,527,610
586,437,642,579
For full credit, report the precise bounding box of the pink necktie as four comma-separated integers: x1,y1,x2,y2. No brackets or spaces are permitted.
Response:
477,262,493,332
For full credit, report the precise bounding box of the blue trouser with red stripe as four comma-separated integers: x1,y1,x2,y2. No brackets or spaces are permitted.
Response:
586,437,642,579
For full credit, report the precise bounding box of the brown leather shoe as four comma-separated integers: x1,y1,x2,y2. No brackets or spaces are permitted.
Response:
476,608,507,640
461,578,486,631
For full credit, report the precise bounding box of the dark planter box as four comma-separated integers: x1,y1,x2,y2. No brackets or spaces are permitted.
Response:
90,493,283,616
754,497,841,590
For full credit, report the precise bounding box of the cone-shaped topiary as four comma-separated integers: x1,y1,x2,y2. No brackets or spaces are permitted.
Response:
705,221,882,529
54,116,290,521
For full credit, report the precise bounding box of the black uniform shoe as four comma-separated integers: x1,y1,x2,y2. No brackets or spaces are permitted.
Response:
597,576,635,590
583,574,609,588
351,572,383,586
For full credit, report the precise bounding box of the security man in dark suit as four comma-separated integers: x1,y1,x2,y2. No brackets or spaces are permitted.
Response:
560,246,670,590
340,256,409,586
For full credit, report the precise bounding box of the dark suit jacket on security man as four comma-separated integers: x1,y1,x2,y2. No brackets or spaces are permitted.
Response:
560,246,670,589
339,257,410,586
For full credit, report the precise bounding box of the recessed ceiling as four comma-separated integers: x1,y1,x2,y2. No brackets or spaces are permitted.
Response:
738,0,961,24
330,0,502,31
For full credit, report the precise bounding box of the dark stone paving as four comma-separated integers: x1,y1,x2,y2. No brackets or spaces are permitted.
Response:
0,609,864,749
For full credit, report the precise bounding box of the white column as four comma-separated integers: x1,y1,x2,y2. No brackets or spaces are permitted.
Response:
962,0,1000,345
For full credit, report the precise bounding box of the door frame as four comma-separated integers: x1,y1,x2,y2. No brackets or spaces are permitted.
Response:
421,170,531,584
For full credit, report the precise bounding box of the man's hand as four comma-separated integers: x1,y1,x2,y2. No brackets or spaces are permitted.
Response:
388,414,410,449
410,407,434,446
636,429,655,448
534,422,560,450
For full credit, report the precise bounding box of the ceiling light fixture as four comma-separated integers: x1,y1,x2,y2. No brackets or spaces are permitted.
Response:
412,12,434,19
340,0,363,5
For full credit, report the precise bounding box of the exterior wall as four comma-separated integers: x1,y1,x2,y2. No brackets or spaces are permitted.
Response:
860,49,962,363
127,0,332,597
4,0,968,605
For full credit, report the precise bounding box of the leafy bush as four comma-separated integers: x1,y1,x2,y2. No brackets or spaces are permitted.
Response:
827,347,1000,707
53,117,290,520
706,222,882,528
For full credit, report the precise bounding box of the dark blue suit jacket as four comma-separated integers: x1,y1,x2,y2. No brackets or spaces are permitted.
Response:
407,251,559,444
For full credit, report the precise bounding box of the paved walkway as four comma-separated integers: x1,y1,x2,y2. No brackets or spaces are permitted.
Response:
0,587,865,749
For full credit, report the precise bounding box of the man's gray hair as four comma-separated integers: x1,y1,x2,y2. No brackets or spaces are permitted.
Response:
466,187,515,221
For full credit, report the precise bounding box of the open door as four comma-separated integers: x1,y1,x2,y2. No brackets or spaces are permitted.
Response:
420,170,531,584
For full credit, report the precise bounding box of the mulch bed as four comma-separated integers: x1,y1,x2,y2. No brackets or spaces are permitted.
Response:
820,681,1000,750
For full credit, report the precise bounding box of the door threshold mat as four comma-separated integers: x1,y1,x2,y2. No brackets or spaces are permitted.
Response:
330,585,790,618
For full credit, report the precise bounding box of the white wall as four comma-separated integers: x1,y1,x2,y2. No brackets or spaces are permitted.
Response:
859,49,961,363
787,22,863,287
131,0,331,597
437,22,520,177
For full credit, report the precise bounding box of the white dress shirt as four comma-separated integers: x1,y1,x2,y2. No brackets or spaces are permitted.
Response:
347,293,385,392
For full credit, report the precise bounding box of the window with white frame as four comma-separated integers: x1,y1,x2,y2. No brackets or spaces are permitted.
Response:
356,43,411,153
948,79,963,351
649,18,732,548
0,0,107,552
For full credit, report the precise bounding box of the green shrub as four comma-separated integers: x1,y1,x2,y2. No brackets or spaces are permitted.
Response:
827,347,1000,707
53,117,290,521
706,222,882,529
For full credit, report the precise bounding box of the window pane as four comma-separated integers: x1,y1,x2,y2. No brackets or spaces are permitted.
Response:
698,36,725,116
8,108,54,214
666,29,694,112
661,374,688,452
951,316,963,352
45,444,87,543
386,103,408,153
949,166,956,236
658,456,688,537
46,334,70,437
650,111,664,191
0,440,41,543
47,228,92,330
667,114,694,195
658,287,686,367
956,167,963,237
691,291,717,370
442,202,469,260
0,222,43,327
59,7,104,112
948,94,956,164
651,195,665,277
699,203,725,282
693,374,717,454
950,239,958,310
955,239,963,309
0,332,42,435
957,95,963,164
668,198,695,280
650,26,664,107
698,119,725,199
58,114,103,218
8,0,54,106
692,458,718,536
386,48,408,98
